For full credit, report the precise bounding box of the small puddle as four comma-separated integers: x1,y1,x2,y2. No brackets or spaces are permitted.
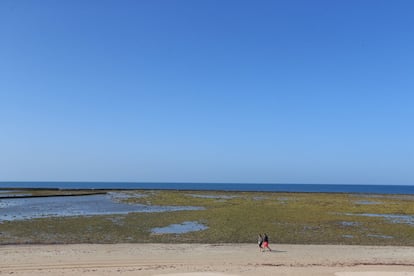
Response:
367,234,393,239
354,200,381,205
187,194,237,199
152,221,208,234
340,221,360,227
277,197,290,203
252,196,267,201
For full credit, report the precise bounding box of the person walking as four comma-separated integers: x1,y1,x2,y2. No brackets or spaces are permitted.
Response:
257,234,263,251
262,233,272,252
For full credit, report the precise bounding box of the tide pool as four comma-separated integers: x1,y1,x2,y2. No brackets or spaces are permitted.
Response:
0,193,203,222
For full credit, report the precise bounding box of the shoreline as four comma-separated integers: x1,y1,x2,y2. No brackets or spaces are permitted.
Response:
1,243,413,275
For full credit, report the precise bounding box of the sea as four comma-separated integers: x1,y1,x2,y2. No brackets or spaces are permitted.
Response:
1,182,414,195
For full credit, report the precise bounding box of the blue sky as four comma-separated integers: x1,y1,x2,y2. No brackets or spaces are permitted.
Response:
0,0,413,184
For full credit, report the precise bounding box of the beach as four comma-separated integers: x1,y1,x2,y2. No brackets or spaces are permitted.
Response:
1,189,413,275
1,243,413,275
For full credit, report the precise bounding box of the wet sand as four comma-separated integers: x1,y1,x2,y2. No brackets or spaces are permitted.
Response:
1,243,413,275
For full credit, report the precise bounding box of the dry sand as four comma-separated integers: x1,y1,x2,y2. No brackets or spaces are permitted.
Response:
1,243,413,276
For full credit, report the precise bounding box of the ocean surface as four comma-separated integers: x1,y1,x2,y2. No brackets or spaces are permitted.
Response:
1,182,414,195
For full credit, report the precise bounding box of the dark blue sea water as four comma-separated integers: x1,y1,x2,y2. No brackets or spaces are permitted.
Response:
1,182,414,195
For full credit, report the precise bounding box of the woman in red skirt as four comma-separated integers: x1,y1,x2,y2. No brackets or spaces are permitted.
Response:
262,233,272,252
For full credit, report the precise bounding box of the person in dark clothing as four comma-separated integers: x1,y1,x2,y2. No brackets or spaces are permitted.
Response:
258,234,263,251
262,233,272,251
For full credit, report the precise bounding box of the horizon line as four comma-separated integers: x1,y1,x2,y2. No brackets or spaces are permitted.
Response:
0,181,412,186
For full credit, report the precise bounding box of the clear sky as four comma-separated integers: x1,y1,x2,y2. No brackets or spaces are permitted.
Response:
0,0,413,185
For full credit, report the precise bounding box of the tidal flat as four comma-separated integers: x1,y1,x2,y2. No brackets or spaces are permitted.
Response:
0,189,413,245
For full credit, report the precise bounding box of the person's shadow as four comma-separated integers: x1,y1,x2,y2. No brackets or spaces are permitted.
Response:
262,249,286,253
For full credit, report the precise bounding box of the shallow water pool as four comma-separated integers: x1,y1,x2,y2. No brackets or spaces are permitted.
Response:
186,194,238,199
152,221,208,234
0,193,203,222
345,213,414,226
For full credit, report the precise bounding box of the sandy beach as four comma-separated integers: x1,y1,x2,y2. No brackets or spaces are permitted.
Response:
1,243,413,275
